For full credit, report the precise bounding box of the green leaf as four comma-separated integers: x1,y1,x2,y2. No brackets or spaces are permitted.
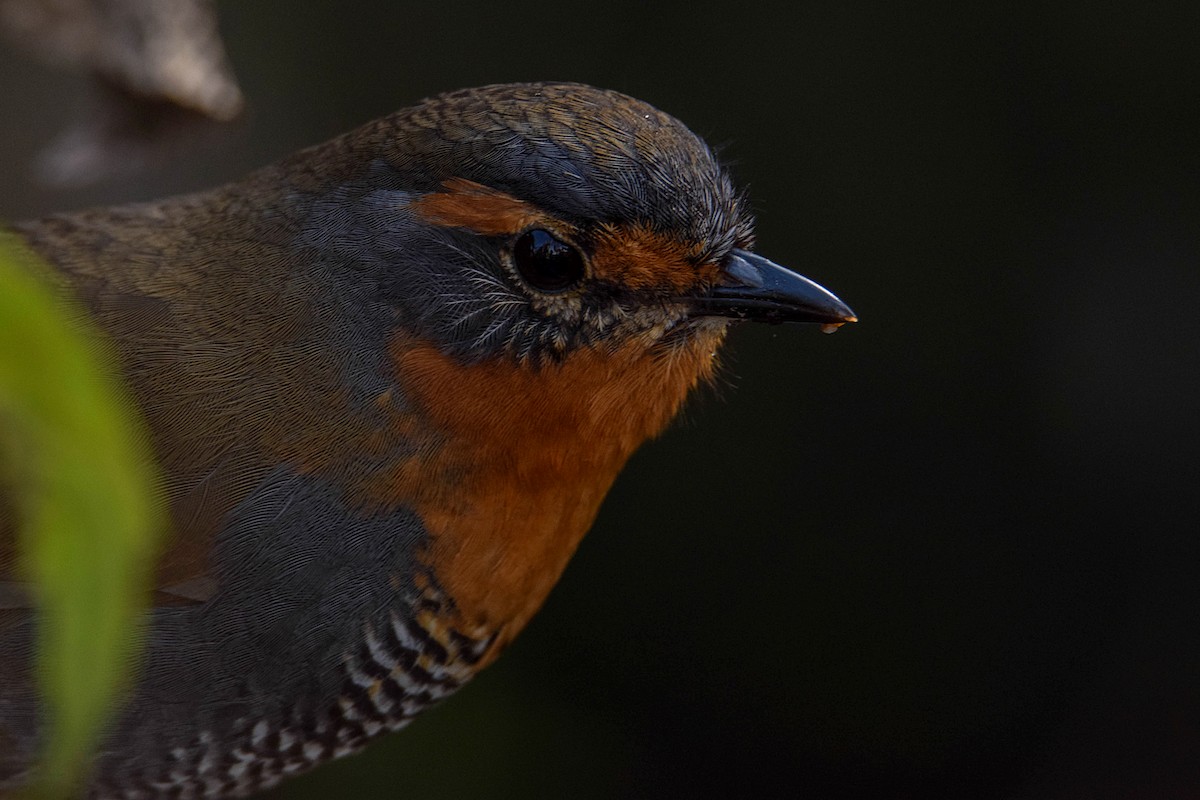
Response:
0,235,164,798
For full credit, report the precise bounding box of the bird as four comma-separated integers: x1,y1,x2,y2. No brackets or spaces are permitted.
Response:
0,81,855,798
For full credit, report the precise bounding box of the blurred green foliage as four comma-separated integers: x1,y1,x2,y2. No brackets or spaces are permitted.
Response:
0,236,163,798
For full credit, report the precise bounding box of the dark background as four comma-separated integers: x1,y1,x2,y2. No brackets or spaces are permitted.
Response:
3,2,1198,798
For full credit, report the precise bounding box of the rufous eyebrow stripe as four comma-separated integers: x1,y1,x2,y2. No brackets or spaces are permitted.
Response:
411,178,554,236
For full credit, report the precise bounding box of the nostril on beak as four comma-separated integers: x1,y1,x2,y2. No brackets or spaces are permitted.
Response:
721,253,765,288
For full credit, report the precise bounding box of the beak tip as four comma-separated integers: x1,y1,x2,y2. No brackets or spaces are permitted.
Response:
821,302,858,328
697,250,858,328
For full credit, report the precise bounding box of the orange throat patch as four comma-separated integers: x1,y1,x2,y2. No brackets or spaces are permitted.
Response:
374,330,725,662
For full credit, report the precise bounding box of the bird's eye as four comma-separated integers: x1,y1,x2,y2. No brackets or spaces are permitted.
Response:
512,229,586,293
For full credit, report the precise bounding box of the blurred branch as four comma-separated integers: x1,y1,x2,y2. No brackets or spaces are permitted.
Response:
0,0,243,186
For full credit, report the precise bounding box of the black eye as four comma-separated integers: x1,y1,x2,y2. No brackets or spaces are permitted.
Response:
512,229,586,293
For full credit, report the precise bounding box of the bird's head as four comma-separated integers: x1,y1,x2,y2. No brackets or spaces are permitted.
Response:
294,82,854,366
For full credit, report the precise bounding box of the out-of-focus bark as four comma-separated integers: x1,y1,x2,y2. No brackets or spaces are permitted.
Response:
0,0,243,186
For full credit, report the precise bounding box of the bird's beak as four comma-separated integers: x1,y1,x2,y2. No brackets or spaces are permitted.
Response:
691,249,857,328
